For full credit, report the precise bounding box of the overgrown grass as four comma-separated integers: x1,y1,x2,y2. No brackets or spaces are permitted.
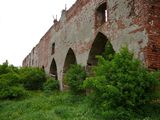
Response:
0,91,99,120
0,91,160,120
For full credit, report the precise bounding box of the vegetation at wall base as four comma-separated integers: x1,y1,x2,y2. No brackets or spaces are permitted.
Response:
0,91,160,120
64,64,87,94
0,92,99,120
83,47,160,119
43,77,59,94
0,46,160,119
102,40,115,61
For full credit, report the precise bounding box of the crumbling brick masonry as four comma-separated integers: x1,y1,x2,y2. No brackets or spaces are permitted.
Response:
23,0,160,90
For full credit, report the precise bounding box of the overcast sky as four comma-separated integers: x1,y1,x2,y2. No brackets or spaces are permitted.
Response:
0,0,76,66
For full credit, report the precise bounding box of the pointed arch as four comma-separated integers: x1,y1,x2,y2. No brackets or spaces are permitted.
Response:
50,58,57,79
87,32,108,66
63,48,77,73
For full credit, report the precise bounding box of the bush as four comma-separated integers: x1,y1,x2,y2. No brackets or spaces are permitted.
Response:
83,47,159,118
0,74,26,99
19,67,46,90
102,41,115,61
0,85,26,99
43,77,59,93
64,64,87,94
0,72,21,85
0,62,48,99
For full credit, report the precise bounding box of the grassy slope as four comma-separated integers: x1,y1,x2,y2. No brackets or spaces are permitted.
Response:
0,91,160,120
0,92,99,120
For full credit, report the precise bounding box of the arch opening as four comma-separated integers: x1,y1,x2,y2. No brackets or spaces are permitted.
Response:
87,32,108,67
50,58,58,80
95,2,107,28
63,48,77,89
63,48,77,74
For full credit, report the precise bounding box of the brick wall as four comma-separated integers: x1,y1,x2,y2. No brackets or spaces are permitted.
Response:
145,1,160,69
22,0,160,90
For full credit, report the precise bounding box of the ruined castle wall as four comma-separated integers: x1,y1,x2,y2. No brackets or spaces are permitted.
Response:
23,0,160,90
23,26,52,68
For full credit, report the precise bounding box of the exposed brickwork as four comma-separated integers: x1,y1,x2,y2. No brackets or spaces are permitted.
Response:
144,1,160,69
22,0,160,90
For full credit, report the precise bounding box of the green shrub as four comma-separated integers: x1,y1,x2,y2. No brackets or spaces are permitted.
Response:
19,67,46,90
43,77,59,93
0,85,26,99
102,41,115,61
83,47,159,118
0,72,21,85
0,63,27,99
0,75,26,99
64,64,87,94
0,62,48,99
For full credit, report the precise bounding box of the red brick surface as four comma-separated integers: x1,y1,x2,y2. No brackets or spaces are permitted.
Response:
145,1,160,69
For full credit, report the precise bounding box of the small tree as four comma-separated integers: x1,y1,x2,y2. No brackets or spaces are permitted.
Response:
64,64,87,94
83,47,159,118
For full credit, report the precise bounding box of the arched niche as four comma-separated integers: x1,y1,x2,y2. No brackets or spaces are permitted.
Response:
87,32,108,66
63,48,77,74
50,58,58,80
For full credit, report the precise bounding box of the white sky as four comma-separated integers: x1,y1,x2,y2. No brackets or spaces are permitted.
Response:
0,0,76,66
